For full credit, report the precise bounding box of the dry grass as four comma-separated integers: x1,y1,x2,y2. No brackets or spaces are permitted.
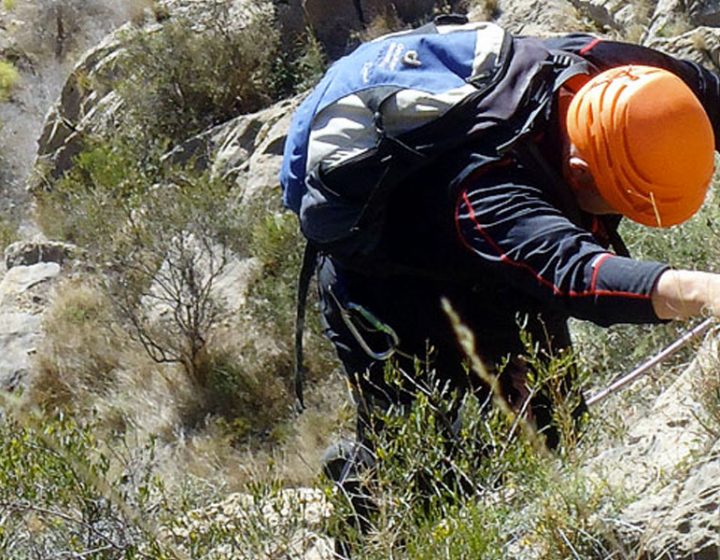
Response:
28,276,123,412
23,267,350,493
468,0,500,22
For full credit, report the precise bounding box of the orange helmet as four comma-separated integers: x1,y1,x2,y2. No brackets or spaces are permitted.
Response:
566,65,715,227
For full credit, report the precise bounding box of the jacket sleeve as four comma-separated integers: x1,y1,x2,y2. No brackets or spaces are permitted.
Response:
542,34,720,148
455,167,669,327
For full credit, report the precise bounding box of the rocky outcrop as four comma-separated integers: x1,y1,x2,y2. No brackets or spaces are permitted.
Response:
167,488,333,559
276,0,458,58
162,95,302,206
646,26,720,71
30,30,128,193
0,0,149,234
0,241,76,392
590,334,720,558
488,0,585,36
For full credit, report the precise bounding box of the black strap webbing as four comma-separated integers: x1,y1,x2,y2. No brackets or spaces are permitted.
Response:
294,242,318,412
521,140,630,258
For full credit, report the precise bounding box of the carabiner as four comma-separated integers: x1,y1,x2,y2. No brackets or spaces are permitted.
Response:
329,287,400,361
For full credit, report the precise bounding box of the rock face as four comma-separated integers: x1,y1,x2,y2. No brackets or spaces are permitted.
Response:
30,31,127,193
590,335,720,558
0,0,149,234
276,0,460,58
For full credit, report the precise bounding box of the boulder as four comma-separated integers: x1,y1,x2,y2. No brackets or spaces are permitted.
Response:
166,94,303,207
30,29,130,193
0,261,62,392
0,240,77,392
0,311,42,392
5,240,80,269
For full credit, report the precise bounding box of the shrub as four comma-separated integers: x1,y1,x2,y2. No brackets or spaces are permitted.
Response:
246,204,336,383
0,410,168,558
354,9,408,42
322,361,630,559
0,60,19,100
36,134,242,384
30,279,122,413
35,132,336,440
270,28,327,99
116,2,280,142
0,214,19,253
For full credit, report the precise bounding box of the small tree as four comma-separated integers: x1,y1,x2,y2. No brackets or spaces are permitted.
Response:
105,173,243,388
108,174,239,387
37,135,244,389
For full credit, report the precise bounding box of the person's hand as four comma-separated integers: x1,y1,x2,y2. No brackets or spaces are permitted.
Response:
652,269,720,319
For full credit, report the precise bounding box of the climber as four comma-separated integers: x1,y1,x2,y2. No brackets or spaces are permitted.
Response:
280,21,720,549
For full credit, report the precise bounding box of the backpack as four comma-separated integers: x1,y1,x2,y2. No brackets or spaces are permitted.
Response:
280,16,596,409
280,16,592,264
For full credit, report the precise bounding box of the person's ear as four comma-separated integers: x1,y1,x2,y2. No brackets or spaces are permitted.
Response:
567,155,593,190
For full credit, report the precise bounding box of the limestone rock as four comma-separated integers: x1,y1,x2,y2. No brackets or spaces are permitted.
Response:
0,311,42,392
488,0,586,36
570,0,643,33
621,446,720,558
645,0,682,42
646,26,720,72
0,1,148,232
30,29,129,193
276,0,450,59
589,334,720,558
0,262,61,302
31,0,276,195
167,95,303,207
5,240,80,269
167,488,334,559
0,263,62,392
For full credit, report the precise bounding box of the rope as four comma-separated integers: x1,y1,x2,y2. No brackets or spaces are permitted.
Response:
585,318,715,407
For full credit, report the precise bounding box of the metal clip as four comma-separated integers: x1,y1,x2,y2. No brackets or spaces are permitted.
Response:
329,287,400,360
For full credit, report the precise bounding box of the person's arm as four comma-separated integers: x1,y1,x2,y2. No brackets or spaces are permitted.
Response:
455,166,669,327
652,269,720,319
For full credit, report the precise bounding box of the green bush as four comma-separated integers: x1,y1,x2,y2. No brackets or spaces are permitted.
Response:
35,137,154,247
115,3,326,143
322,357,629,559
0,410,168,558
0,215,19,253
0,60,19,100
34,132,336,439
270,28,327,99
0,407,326,559
37,133,242,380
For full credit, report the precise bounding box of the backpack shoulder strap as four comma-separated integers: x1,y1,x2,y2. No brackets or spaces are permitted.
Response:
294,241,318,412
